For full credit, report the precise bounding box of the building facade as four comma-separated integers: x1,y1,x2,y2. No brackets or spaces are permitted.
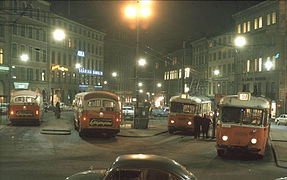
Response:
233,0,287,115
0,0,105,105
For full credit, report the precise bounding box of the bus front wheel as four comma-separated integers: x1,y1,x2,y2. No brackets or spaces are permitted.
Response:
217,149,225,157
168,129,174,134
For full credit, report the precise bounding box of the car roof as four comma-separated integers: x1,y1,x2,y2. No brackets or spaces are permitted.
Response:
109,154,195,179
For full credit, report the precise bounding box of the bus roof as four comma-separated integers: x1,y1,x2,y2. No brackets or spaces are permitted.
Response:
75,91,119,101
11,90,39,98
170,95,211,104
219,95,270,109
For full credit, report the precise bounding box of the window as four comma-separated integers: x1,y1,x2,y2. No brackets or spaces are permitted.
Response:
28,27,32,38
52,51,55,64
43,50,46,62
92,44,94,53
88,100,101,107
57,52,61,64
223,64,226,76
21,25,25,37
254,59,258,72
0,49,3,64
254,18,258,29
36,69,39,81
237,24,241,33
247,21,250,32
258,58,262,72
223,50,226,59
13,24,17,35
267,14,271,25
43,30,46,42
68,55,71,66
185,68,190,78
0,24,4,37
272,12,276,24
259,16,262,28
12,43,17,58
36,30,39,40
243,22,246,33
213,52,216,61
36,50,39,62
228,64,231,75
179,69,182,79
63,53,66,65
68,38,71,48
218,51,221,60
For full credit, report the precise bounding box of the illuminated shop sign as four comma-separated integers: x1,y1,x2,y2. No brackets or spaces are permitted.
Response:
94,86,102,88
77,50,85,57
0,66,9,72
14,82,29,89
79,84,88,88
78,68,103,76
51,65,68,71
238,92,251,101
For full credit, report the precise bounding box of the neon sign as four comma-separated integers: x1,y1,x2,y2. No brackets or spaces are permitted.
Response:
78,68,103,76
77,50,85,57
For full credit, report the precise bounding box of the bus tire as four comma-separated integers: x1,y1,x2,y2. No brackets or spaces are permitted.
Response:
78,122,84,137
217,149,225,157
168,129,174,134
35,120,40,126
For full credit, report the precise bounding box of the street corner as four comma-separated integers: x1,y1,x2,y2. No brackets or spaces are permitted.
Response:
272,141,287,168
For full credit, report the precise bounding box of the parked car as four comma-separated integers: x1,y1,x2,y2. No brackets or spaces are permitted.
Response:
162,106,169,117
44,105,55,112
123,106,134,118
0,103,9,115
66,154,197,180
275,114,287,125
151,107,164,117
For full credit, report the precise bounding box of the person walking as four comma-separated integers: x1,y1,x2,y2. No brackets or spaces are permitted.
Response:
55,102,61,119
212,110,217,139
202,114,211,139
193,113,200,139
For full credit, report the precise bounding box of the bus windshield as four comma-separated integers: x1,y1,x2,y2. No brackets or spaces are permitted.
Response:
14,96,36,103
221,107,263,126
170,102,196,113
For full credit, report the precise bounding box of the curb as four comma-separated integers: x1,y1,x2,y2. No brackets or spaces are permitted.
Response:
40,129,71,135
116,130,168,138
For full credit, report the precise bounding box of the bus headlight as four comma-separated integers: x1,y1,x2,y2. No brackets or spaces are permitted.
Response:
170,120,175,124
251,138,257,144
222,135,228,141
187,121,192,125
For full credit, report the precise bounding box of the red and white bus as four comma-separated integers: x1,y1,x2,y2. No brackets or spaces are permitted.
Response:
73,91,122,137
168,94,212,134
216,92,271,157
9,90,44,125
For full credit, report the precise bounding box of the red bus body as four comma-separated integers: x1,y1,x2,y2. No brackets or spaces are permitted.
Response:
9,90,43,125
216,93,271,157
168,94,212,134
74,91,121,137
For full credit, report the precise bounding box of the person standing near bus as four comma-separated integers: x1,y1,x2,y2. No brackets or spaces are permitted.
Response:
194,113,201,139
212,110,217,139
202,114,211,139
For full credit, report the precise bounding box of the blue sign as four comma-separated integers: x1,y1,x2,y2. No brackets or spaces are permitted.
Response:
79,68,103,76
77,50,85,57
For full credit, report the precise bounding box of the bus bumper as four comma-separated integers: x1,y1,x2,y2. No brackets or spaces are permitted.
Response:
217,144,260,152
82,128,120,135
168,126,193,132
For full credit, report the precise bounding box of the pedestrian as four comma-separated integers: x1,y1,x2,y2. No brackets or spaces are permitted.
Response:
193,113,200,139
55,102,61,119
202,114,211,139
212,110,217,139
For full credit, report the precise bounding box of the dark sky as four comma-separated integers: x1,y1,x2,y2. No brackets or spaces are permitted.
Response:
49,0,263,52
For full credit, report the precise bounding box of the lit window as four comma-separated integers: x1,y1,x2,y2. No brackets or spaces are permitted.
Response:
179,69,182,79
170,71,174,80
272,12,276,24
174,70,178,79
0,48,3,64
167,72,169,80
247,21,250,32
243,23,246,33
254,59,258,72
237,24,241,33
41,71,45,81
247,60,250,72
164,72,166,80
68,38,71,48
267,14,271,25
272,56,276,70
185,68,190,78
258,58,262,72
254,18,258,29
259,16,262,28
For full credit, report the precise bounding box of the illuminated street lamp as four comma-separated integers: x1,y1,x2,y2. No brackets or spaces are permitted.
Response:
20,54,29,62
112,72,118,77
139,89,143,93
104,81,107,85
234,36,246,47
138,58,146,66
138,82,143,87
214,69,220,76
157,83,162,88
53,29,65,41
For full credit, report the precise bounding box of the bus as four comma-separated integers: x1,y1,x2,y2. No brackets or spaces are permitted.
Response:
9,90,44,125
168,94,212,134
216,92,271,157
73,91,122,137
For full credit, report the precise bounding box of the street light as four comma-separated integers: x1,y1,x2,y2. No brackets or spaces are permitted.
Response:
104,81,107,85
139,89,143,93
53,29,65,41
112,72,118,77
234,36,246,93
75,63,81,69
138,82,143,87
234,36,246,47
214,69,220,76
264,60,273,71
20,54,29,62
157,83,162,88
138,58,146,66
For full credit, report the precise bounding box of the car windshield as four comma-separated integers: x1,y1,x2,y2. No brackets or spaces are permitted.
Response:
221,106,263,126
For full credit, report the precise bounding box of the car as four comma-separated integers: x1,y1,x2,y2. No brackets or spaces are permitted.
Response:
275,114,287,126
66,154,197,180
44,105,55,112
0,103,9,115
151,108,164,117
123,106,134,118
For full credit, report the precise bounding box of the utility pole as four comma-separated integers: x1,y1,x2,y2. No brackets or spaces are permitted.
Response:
181,41,186,94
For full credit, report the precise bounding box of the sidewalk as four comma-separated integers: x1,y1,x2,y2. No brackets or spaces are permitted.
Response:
0,114,10,130
270,124,287,168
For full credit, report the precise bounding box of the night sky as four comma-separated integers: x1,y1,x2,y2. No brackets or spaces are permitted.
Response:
49,0,263,52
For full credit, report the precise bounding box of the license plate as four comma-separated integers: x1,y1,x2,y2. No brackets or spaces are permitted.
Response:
90,119,112,126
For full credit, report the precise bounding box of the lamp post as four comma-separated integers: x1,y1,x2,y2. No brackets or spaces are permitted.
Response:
234,36,246,93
